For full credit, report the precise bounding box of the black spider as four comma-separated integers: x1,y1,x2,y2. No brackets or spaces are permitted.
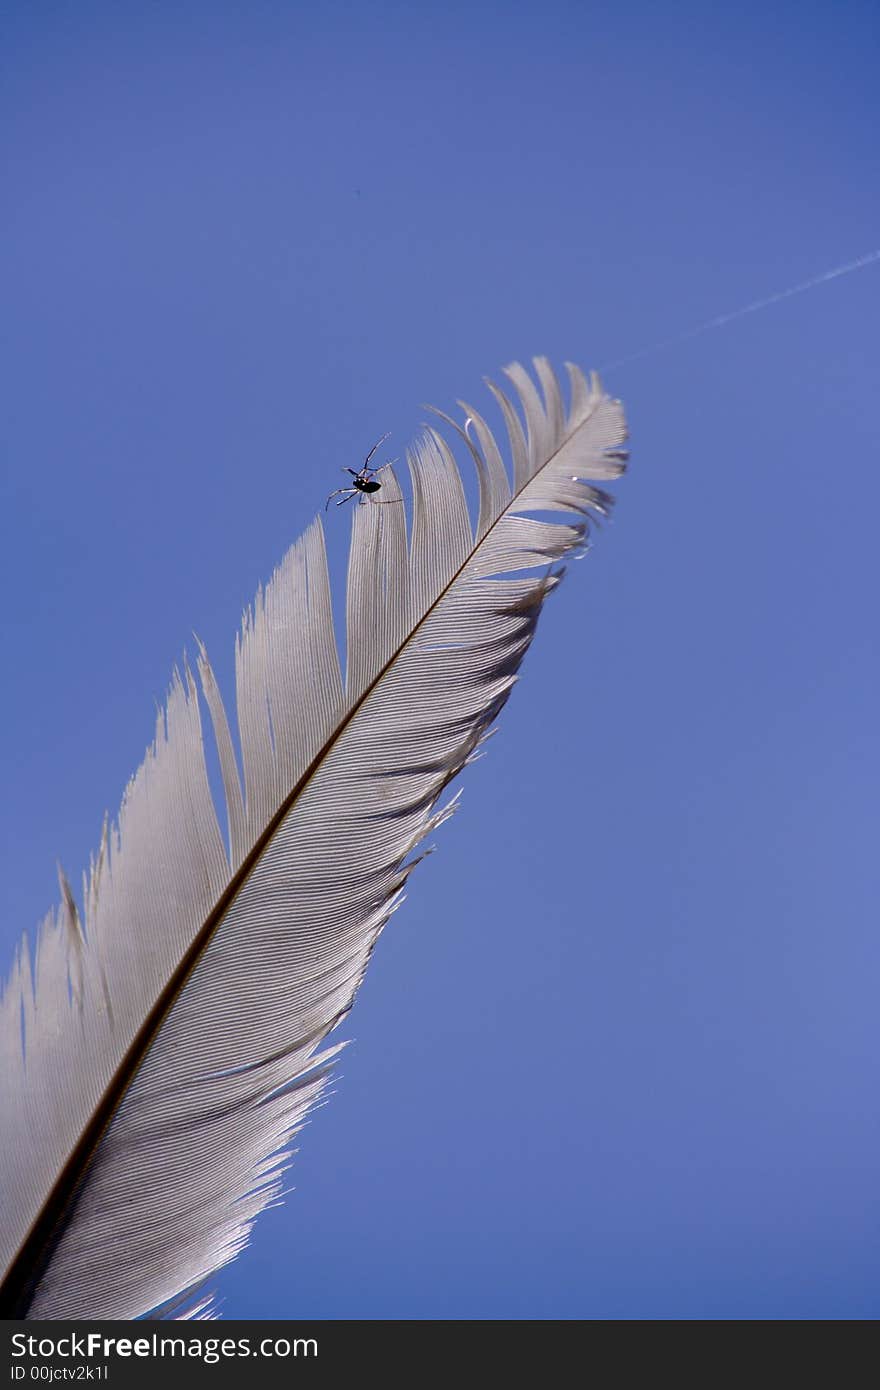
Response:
325,433,401,510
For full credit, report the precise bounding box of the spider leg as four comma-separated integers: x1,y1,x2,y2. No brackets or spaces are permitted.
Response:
336,491,358,507
325,487,356,511
363,431,391,470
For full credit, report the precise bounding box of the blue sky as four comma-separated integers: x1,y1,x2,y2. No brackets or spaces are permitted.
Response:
1,0,878,1319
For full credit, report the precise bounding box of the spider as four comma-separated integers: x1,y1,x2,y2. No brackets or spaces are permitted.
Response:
325,433,401,510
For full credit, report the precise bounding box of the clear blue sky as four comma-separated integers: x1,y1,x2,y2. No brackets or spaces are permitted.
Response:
1,0,878,1320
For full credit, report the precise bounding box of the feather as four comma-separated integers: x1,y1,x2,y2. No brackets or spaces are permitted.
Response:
0,358,627,1319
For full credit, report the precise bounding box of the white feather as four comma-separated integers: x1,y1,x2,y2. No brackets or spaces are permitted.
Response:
0,358,627,1318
